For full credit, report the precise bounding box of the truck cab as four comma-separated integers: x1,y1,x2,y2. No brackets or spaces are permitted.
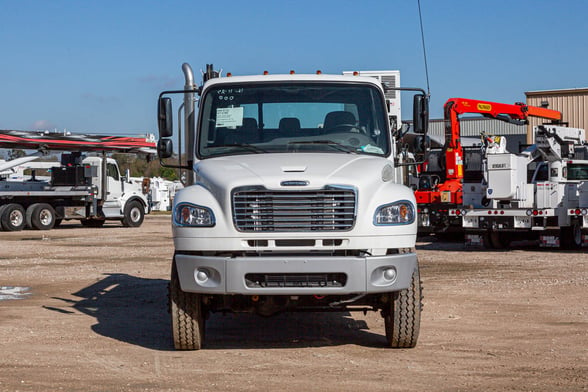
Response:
80,156,149,227
157,64,428,350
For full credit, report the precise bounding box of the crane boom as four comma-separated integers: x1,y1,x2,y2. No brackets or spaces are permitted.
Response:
442,98,561,181
0,129,156,154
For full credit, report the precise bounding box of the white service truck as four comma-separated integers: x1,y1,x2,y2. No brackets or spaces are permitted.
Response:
157,63,429,349
0,133,153,231
454,125,588,248
569,180,588,230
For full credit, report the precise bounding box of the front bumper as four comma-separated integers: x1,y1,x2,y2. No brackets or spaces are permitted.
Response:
174,252,417,295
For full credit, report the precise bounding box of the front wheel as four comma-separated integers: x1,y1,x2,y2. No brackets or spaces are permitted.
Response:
382,262,422,348
170,261,205,350
122,201,144,227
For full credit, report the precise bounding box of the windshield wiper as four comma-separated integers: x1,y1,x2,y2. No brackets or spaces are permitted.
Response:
288,140,357,154
218,144,268,153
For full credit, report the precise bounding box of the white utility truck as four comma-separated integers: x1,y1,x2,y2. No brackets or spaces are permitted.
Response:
157,63,429,349
454,125,588,248
569,180,588,230
0,130,155,231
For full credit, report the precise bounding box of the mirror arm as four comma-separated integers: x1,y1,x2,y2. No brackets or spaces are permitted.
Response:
158,159,191,170
383,86,428,96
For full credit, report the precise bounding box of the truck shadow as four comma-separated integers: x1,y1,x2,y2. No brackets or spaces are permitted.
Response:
57,273,386,351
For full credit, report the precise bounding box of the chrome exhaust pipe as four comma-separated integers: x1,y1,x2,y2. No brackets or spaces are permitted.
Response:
181,63,196,185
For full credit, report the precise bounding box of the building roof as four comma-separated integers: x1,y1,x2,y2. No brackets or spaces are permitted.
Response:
526,87,588,96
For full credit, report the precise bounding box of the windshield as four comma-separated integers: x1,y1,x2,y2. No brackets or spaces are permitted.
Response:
197,82,390,158
567,163,588,180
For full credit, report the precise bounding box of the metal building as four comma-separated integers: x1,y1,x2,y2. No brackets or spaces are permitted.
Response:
426,117,528,152
526,88,588,143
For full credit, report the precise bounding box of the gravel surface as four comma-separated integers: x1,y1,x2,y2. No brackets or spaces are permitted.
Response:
1,214,586,391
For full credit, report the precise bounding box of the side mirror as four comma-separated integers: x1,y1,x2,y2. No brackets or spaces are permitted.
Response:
413,94,429,134
158,97,173,138
157,138,173,159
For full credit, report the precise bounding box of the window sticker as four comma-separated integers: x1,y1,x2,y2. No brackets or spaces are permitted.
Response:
216,107,244,128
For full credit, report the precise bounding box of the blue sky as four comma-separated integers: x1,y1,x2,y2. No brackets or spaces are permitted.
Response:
1,0,587,136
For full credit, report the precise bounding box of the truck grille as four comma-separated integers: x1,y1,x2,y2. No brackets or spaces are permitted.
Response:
232,186,356,232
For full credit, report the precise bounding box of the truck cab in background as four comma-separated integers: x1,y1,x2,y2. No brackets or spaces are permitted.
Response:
157,63,429,350
80,156,149,228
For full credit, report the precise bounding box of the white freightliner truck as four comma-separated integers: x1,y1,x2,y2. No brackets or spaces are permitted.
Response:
157,63,429,349
453,125,588,248
0,130,155,231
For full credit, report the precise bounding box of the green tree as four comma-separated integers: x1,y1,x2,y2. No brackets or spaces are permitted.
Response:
8,149,26,160
111,153,181,181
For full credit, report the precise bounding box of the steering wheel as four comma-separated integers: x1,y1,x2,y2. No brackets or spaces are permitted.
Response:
327,123,368,135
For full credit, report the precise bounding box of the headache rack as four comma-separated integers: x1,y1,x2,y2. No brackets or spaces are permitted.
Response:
232,186,357,232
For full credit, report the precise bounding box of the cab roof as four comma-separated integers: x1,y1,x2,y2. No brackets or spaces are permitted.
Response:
202,73,384,90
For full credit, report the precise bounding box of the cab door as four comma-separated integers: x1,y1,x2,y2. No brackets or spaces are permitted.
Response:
102,161,124,216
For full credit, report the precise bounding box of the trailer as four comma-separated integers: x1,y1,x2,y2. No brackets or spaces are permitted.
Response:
0,129,156,231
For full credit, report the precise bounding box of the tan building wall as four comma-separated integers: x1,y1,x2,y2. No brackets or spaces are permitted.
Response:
525,88,588,143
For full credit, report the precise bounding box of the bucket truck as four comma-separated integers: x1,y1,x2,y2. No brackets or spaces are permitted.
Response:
454,124,588,249
416,98,561,237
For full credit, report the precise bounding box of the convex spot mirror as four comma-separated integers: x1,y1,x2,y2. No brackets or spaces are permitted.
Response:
157,138,173,159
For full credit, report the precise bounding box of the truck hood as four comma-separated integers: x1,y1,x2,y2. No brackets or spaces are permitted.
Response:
194,153,394,191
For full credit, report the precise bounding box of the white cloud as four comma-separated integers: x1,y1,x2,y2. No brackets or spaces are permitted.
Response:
31,120,56,130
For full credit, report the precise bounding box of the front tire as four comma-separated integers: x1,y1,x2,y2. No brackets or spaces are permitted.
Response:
170,261,205,350
383,262,422,348
122,201,144,227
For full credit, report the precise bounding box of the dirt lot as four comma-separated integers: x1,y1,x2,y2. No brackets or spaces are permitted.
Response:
1,214,586,391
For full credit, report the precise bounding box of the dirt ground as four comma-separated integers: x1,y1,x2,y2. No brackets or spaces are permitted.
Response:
1,214,586,392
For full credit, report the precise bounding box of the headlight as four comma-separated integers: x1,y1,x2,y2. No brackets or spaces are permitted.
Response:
374,200,415,225
173,203,215,227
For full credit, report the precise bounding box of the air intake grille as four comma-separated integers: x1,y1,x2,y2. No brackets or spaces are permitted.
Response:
381,75,397,99
232,187,356,232
245,273,347,288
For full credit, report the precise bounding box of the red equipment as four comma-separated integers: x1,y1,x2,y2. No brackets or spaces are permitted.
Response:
0,129,156,154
